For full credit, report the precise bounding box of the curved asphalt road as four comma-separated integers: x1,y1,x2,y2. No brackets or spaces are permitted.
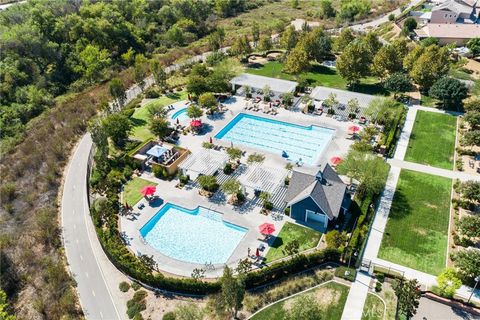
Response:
61,134,121,320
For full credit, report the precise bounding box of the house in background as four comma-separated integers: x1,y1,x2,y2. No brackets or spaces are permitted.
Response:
416,23,480,45
415,0,479,45
285,164,351,231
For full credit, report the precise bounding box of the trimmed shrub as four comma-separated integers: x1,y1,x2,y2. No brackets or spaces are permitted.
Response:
131,282,141,291
162,312,176,320
335,266,356,282
375,281,382,292
119,281,130,292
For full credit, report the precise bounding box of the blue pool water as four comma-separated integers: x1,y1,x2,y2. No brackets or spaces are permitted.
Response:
215,113,335,165
140,203,247,264
170,108,189,122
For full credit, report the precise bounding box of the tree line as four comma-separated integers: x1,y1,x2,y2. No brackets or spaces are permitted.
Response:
0,0,263,147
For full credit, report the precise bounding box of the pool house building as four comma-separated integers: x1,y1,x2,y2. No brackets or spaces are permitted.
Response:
230,73,298,96
285,164,351,230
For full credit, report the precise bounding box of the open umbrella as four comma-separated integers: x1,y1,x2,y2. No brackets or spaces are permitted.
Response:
140,185,156,197
256,248,260,257
259,223,275,235
330,156,342,166
190,119,202,127
209,137,213,144
348,125,360,134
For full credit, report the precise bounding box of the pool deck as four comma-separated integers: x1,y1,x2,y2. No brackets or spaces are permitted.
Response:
120,95,356,278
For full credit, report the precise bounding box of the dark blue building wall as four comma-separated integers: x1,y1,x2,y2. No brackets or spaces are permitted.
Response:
290,197,321,221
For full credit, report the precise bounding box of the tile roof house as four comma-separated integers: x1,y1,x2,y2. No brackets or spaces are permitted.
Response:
285,164,351,230
416,23,480,45
428,0,479,23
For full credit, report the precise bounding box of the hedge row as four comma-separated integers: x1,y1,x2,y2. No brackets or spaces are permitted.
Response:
385,106,407,158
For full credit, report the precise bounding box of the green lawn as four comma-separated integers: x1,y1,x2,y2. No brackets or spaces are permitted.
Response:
123,177,157,206
265,222,322,262
130,91,188,141
251,282,349,320
362,294,385,320
404,110,457,170
379,170,452,275
245,61,388,95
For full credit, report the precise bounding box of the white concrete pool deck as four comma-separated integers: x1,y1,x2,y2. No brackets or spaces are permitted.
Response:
120,96,358,278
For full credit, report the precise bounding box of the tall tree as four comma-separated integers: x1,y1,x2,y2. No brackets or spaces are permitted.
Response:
280,25,298,51
429,77,468,110
393,279,421,319
405,44,450,91
337,41,370,86
149,117,170,140
102,113,131,147
109,78,126,109
334,28,355,52
75,44,111,83
302,28,332,62
150,60,167,90
134,54,148,91
384,72,412,98
284,42,310,74
220,266,245,318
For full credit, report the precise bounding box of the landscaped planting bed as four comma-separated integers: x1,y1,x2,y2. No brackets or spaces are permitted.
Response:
265,222,322,262
379,170,452,275
130,91,188,141
361,293,385,320
246,61,387,95
250,281,350,320
123,178,157,206
404,111,457,169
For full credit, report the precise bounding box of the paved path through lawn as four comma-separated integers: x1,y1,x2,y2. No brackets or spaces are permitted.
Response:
341,105,478,319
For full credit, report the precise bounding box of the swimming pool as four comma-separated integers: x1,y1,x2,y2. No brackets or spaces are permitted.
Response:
171,108,189,122
140,203,247,264
215,113,335,165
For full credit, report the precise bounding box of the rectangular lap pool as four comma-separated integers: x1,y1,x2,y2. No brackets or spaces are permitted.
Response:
140,203,247,265
215,113,334,165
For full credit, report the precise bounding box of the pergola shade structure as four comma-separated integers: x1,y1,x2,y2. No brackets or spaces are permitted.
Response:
310,86,377,108
230,73,298,94
239,163,289,195
178,149,229,180
147,145,168,158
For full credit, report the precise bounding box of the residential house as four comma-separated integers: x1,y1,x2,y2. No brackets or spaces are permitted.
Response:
285,164,351,230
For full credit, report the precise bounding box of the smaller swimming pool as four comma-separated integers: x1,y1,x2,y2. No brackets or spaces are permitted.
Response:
170,108,189,122
140,203,247,264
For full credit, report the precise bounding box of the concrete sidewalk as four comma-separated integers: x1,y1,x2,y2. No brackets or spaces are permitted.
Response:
387,158,480,181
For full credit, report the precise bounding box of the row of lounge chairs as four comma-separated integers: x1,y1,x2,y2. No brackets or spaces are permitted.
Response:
244,103,278,115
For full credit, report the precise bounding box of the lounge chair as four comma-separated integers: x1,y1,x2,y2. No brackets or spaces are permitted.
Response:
270,108,278,115
263,105,270,114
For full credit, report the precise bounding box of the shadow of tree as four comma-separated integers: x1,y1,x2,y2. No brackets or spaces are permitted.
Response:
130,117,147,127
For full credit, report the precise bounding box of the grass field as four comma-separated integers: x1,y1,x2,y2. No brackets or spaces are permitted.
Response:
379,170,452,275
246,61,388,95
251,282,349,320
362,294,385,320
123,178,157,205
404,111,457,170
264,222,322,262
130,91,188,141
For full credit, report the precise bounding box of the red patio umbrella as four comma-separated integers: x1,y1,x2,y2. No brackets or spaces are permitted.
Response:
190,119,202,127
348,125,360,133
330,156,342,166
259,223,275,235
209,137,213,144
140,185,156,197
256,248,260,257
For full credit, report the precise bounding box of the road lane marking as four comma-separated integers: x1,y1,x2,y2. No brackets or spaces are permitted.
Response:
85,272,89,278
76,239,79,244
92,290,95,297
80,255,83,261
100,311,104,319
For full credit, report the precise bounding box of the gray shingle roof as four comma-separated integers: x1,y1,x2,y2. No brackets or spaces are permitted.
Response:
285,164,347,220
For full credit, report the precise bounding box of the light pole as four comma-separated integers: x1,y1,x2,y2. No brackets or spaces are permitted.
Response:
467,275,480,304
346,250,358,277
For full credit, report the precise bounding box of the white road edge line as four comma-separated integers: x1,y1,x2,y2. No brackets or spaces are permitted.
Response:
82,174,122,319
